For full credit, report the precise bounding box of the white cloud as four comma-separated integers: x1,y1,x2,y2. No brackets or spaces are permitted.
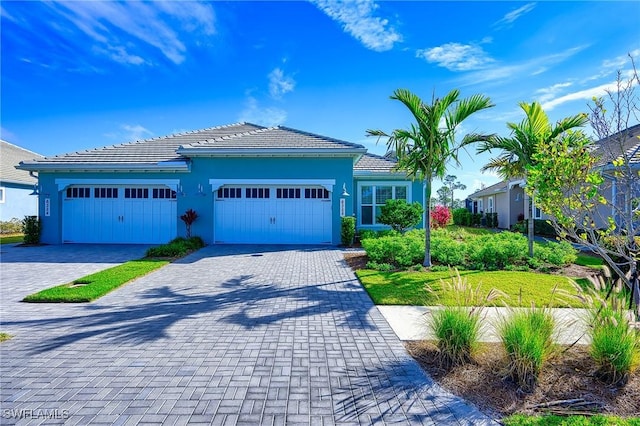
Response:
458,45,588,86
535,81,573,104
268,68,296,99
122,124,153,141
416,43,494,71
39,1,216,65
238,97,287,127
494,3,536,27
93,45,146,66
602,49,640,69
105,124,153,142
311,0,401,52
541,72,639,111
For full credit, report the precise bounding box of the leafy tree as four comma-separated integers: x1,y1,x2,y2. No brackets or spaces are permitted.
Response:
473,102,588,257
377,199,424,233
367,88,493,266
437,186,452,207
527,56,640,317
443,175,466,209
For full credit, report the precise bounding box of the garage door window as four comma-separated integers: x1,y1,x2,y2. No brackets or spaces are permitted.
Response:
125,188,149,199
246,188,270,199
360,184,410,226
66,187,90,198
277,188,300,199
94,188,119,198
152,188,176,199
305,188,329,199
217,187,242,199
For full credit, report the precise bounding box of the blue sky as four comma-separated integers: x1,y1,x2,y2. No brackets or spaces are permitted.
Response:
2,1,639,199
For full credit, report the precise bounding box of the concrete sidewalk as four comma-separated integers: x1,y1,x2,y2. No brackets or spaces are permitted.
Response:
378,305,591,344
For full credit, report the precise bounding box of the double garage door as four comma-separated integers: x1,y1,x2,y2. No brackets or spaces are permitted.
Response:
214,185,332,244
62,186,177,244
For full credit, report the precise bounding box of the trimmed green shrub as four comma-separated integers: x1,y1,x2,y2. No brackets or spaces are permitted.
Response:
499,308,555,392
361,232,423,267
341,216,356,246
377,199,423,233
471,213,482,226
361,227,576,270
365,261,394,272
146,236,204,258
0,218,22,234
485,212,498,228
22,215,41,244
452,208,471,226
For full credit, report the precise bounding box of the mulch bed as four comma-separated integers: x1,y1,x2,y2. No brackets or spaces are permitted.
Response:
405,341,640,418
344,251,640,419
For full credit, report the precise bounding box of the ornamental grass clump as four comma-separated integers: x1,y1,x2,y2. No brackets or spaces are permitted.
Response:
427,269,502,368
498,307,555,392
585,288,640,386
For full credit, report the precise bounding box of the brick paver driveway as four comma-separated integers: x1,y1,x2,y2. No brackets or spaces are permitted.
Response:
1,245,495,425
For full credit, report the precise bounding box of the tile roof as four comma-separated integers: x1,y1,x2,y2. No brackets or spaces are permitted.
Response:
354,153,401,173
468,180,509,198
20,123,262,167
592,123,640,166
18,123,367,171
179,126,366,151
1,140,43,185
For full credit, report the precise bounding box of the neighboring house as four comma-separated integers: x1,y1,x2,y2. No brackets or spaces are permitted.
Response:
0,140,43,221
468,123,640,231
468,180,527,230
17,123,423,245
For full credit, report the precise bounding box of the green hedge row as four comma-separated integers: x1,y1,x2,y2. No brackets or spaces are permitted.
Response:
361,228,576,270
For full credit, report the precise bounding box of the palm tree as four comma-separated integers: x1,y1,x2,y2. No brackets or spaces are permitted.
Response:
367,88,494,267
475,101,588,257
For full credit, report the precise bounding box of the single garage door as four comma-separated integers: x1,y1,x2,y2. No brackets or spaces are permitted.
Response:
62,186,177,244
214,185,332,244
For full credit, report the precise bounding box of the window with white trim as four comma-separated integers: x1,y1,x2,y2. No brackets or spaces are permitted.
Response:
487,196,494,213
0,187,4,203
217,187,242,199
359,183,410,226
66,187,91,198
478,198,484,213
534,207,542,219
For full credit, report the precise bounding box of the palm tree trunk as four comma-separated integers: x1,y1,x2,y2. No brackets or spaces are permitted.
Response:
424,180,432,267
527,192,534,258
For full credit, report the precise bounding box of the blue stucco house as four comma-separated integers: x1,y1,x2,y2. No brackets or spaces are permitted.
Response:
17,123,424,245
1,140,43,222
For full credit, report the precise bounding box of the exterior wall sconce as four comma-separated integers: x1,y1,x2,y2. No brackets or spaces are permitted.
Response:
196,184,206,196
29,184,41,196
341,183,350,197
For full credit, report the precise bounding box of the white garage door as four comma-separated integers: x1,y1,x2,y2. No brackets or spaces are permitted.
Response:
214,185,332,244
62,186,177,244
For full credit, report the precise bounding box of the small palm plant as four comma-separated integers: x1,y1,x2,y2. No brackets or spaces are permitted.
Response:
180,209,198,238
427,269,501,368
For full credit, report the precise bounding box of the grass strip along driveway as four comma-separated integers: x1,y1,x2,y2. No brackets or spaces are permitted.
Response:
357,269,584,308
23,259,169,303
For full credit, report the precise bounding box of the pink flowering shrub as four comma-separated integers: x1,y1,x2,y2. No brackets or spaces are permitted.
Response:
430,205,451,229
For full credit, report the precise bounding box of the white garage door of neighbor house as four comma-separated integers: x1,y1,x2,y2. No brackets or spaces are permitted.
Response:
214,186,332,244
62,186,177,244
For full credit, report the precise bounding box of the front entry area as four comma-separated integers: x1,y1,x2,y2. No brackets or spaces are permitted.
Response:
214,185,332,244
62,185,177,244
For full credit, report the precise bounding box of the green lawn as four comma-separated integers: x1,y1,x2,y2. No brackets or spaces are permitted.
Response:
0,332,11,342
575,253,605,268
357,269,583,307
23,259,169,303
0,234,23,244
503,414,640,426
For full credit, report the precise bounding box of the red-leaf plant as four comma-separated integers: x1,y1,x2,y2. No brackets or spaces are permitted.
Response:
180,209,198,238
